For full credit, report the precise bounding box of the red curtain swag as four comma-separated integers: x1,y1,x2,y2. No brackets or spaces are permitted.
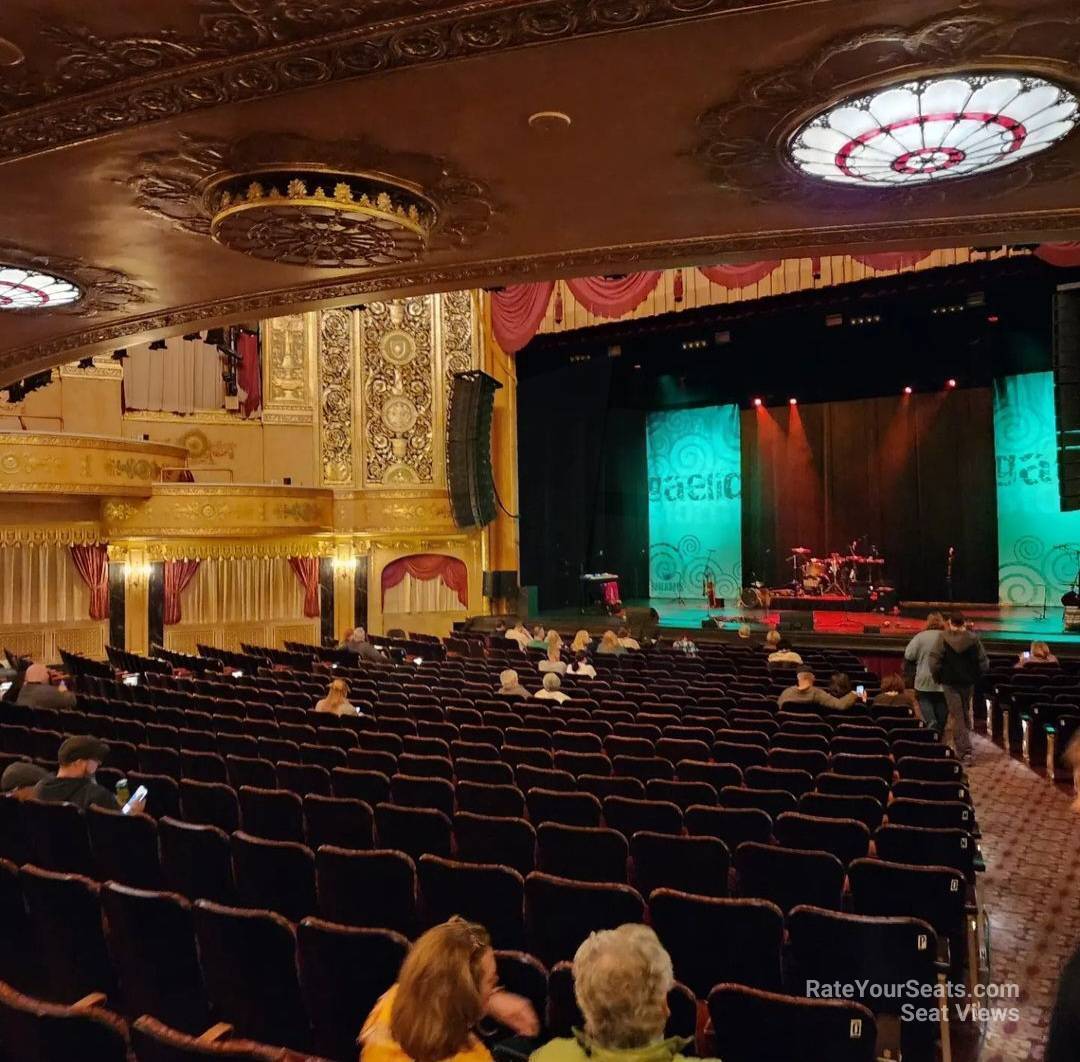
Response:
288,556,321,618
698,261,781,288
850,251,932,272
1036,243,1080,268
163,559,201,626
491,282,556,354
381,553,468,609
69,543,109,621
564,272,662,319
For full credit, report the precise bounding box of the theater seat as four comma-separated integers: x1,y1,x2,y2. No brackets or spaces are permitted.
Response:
418,855,526,949
315,846,417,935
0,980,128,1062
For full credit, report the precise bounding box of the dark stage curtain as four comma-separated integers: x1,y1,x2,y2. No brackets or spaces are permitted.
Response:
741,389,998,602
518,359,648,609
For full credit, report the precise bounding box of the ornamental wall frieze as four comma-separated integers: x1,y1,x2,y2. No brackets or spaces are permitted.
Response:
694,3,1080,207
59,355,124,380
318,307,355,487
0,0,797,163
9,206,1080,375
124,409,261,426
263,312,316,418
133,536,336,562
0,525,104,547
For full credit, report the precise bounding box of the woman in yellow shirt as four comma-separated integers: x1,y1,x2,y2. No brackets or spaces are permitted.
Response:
361,919,538,1062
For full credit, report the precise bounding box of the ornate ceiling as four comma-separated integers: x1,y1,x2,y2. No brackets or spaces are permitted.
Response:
0,0,1078,383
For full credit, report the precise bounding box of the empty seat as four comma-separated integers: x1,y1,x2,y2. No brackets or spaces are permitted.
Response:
734,842,844,914
374,803,452,861
158,816,233,903
527,788,602,828
456,781,525,819
231,831,316,922
708,983,877,1062
895,756,963,782
775,812,870,866
874,823,975,878
516,765,577,793
537,823,628,884
631,831,729,899
192,900,311,1051
525,871,645,966
649,889,784,995
612,755,675,784
298,918,409,1062
744,765,814,798
645,778,717,810
453,812,535,877
418,855,525,949
331,767,390,806
390,774,455,818
226,755,277,790
684,804,772,848
885,797,974,832
100,881,210,1034
180,779,240,834
87,804,163,889
277,761,333,798
719,785,796,821
303,794,374,851
829,753,894,784
238,785,304,843
180,749,228,784
455,759,514,785
814,772,889,803
797,791,884,831
20,799,94,875
554,752,611,777
676,760,742,790
602,796,682,838
576,774,643,800
316,846,416,935
0,981,128,1062
397,754,454,782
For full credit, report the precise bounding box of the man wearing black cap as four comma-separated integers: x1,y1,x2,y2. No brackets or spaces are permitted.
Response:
33,736,143,813
778,667,862,711
0,761,48,799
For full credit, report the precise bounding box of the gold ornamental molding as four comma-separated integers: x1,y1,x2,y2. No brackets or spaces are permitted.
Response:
262,312,316,425
0,524,104,547
132,537,335,562
332,487,458,535
58,354,123,381
102,483,335,539
123,409,262,426
0,433,187,497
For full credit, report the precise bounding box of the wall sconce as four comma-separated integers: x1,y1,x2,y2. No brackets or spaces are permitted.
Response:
123,562,152,585
333,556,358,573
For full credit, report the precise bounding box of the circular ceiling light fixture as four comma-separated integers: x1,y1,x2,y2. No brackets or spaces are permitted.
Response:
204,169,436,269
0,266,81,310
790,72,1078,186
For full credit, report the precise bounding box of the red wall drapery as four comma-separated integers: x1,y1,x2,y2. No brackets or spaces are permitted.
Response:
491,282,556,354
1036,243,1080,268
69,543,109,620
565,273,662,318
698,262,781,288
288,556,321,618
381,553,468,608
237,330,262,418
163,559,201,626
850,251,932,272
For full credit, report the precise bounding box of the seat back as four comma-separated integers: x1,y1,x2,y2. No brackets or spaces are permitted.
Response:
734,842,845,914
453,812,535,877
231,831,316,922
630,831,729,899
237,786,304,843
374,803,451,860
303,794,374,851
602,796,682,838
537,823,628,884
21,799,94,875
158,817,233,903
775,812,870,867
179,780,240,834
418,855,525,949
315,846,417,935
526,789,602,828
684,804,772,848
0,980,128,1062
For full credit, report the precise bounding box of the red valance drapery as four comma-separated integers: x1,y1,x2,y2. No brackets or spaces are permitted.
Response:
850,251,932,272
381,553,468,608
163,559,201,626
491,282,556,354
69,543,109,621
699,261,781,288
1036,243,1080,268
288,556,321,618
564,272,662,318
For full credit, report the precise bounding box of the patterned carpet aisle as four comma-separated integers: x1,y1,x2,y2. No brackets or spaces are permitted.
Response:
964,734,1080,1060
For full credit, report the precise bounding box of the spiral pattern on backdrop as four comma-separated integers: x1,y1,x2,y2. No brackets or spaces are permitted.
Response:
669,433,711,476
998,563,1043,606
1013,536,1044,564
649,543,684,586
1045,547,1080,590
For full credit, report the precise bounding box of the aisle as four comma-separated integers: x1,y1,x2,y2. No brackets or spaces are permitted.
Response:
965,734,1080,1060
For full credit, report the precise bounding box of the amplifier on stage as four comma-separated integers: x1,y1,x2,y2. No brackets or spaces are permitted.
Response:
1065,607,1080,632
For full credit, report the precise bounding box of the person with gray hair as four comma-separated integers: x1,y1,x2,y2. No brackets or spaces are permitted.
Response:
534,672,569,704
531,925,711,1062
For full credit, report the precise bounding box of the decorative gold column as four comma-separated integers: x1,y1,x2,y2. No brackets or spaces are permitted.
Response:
332,537,357,642
317,307,356,487
119,544,151,655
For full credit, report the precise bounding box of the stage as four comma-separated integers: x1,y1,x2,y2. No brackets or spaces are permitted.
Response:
531,598,1080,655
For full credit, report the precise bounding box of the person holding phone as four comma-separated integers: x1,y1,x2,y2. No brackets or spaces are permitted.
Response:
34,736,146,814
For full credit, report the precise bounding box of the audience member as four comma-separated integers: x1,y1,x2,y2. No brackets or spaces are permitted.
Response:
904,611,948,734
570,629,592,653
616,627,640,651
538,631,567,675
1047,938,1080,1062
737,624,751,640
497,669,530,699
535,673,570,704
826,672,853,698
778,668,860,711
567,653,596,679
361,918,538,1062
672,634,697,655
15,663,75,710
343,627,388,662
527,625,549,650
1066,731,1080,814
1016,640,1059,667
929,611,988,766
872,672,917,710
315,678,359,716
597,630,626,656
34,736,144,812
1,761,47,799
532,924,706,1062
506,622,532,650
765,630,802,665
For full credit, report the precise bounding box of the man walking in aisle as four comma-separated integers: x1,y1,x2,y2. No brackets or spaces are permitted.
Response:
929,611,989,766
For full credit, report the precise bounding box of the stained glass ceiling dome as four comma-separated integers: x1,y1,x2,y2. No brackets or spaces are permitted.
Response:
0,266,81,310
790,72,1079,186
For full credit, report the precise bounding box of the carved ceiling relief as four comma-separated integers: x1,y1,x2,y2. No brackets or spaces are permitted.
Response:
360,297,434,488
317,307,355,487
262,311,315,424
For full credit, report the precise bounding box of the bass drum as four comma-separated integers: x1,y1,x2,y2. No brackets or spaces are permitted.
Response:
739,586,771,609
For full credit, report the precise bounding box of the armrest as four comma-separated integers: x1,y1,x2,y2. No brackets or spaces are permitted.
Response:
197,1023,234,1043
72,993,108,1010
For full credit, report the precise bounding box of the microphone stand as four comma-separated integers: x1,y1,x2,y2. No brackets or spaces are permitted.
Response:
946,548,954,604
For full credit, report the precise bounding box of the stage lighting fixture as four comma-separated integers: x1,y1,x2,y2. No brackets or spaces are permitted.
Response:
947,378,957,389
22,370,52,395
753,397,763,408
203,327,226,346
987,314,1000,324
789,397,798,406
76,357,94,369
148,339,167,351
111,348,128,361
4,382,25,403
903,386,913,395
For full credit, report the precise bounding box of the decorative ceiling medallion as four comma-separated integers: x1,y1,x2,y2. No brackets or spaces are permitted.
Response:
0,243,149,318
206,169,436,268
130,134,492,265
696,4,1080,206
791,73,1078,186
380,329,418,365
0,266,80,310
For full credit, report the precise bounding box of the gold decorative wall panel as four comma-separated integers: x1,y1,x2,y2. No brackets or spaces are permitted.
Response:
262,312,317,425
164,619,319,655
360,298,434,487
59,354,124,380
318,308,355,486
0,622,108,662
0,433,187,496
332,489,457,535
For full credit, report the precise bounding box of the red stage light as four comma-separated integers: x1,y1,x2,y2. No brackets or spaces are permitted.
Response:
947,378,957,389
789,397,797,405
903,386,913,395
753,397,763,407
987,314,999,324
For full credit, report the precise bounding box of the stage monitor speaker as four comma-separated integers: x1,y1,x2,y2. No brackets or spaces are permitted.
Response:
701,617,723,630
777,610,813,632
483,570,518,599
1053,284,1080,510
447,370,503,528
623,605,659,640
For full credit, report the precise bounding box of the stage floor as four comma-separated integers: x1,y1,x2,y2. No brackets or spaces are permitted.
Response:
533,598,1080,652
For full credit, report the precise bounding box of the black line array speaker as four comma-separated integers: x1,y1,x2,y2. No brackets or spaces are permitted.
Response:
447,370,503,528
1053,284,1080,511
482,570,518,599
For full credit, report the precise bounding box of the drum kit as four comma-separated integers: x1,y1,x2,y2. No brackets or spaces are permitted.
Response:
788,545,886,596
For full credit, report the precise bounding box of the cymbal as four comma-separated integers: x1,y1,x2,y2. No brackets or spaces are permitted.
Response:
790,547,811,555
865,557,886,564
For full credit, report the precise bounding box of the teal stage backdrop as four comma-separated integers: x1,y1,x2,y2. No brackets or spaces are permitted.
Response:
646,405,742,600
995,371,1080,605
